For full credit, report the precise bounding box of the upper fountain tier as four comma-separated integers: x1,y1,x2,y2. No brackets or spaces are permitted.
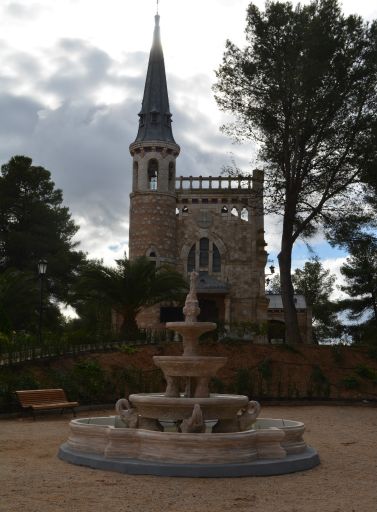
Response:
165,271,217,356
154,271,226,399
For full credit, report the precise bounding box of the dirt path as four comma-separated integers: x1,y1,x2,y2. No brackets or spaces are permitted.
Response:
0,406,376,512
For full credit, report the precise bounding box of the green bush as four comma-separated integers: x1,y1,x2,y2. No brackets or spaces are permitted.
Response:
118,344,138,355
0,369,40,412
210,377,226,394
258,357,273,380
355,364,377,381
307,365,330,398
235,367,254,396
342,376,360,390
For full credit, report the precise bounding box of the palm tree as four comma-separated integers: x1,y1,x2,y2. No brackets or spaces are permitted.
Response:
74,256,188,339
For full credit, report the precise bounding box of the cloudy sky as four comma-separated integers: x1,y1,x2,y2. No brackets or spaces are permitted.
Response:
1,0,376,292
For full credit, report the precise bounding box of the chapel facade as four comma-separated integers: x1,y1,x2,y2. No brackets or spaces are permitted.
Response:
127,15,311,343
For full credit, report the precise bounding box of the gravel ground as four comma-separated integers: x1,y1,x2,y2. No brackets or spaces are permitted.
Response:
0,405,376,512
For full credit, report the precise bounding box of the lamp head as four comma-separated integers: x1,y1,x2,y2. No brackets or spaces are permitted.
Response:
38,259,47,275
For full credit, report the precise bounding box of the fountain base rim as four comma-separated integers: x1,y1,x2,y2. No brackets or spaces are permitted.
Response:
58,443,319,477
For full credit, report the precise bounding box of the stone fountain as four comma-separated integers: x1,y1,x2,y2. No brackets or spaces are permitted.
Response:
59,272,319,477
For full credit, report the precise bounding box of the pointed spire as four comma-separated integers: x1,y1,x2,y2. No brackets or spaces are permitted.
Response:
133,14,176,144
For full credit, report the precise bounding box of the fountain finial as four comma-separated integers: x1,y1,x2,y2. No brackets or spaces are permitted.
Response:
182,271,200,323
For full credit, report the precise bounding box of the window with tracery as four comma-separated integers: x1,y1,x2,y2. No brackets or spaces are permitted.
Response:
186,238,221,273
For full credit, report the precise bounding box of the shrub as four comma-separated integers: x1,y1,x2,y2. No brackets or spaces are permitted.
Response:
342,376,360,390
307,365,330,398
355,365,377,381
235,367,254,396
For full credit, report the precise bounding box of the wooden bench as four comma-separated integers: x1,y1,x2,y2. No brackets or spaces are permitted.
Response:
15,389,79,420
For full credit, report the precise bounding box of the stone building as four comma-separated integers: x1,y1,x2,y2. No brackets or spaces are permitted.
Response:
266,294,312,344
127,14,311,344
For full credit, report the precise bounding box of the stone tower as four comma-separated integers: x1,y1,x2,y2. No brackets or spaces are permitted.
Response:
129,14,180,266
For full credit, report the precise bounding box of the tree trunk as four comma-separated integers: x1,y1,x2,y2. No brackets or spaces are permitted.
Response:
120,308,140,341
278,221,303,344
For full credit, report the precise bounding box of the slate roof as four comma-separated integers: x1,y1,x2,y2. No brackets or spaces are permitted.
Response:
133,15,176,144
197,274,230,294
267,294,307,309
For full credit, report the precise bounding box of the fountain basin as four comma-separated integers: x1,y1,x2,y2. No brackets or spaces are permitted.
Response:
129,393,249,421
59,416,320,476
153,356,227,377
254,418,306,455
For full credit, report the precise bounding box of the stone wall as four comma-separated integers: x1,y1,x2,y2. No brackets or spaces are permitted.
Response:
129,191,177,265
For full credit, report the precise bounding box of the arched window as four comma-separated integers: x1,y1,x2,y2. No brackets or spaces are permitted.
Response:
241,207,249,221
146,248,158,267
187,245,196,272
168,161,175,180
199,238,209,267
148,159,158,190
168,161,175,191
133,161,138,191
213,245,221,272
231,207,239,217
186,238,221,274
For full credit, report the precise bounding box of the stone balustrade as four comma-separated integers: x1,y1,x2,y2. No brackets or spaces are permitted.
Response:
175,175,255,191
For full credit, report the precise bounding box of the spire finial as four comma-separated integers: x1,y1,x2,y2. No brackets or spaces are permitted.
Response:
156,0,159,15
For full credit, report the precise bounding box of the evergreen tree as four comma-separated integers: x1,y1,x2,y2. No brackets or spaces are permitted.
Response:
0,156,85,304
214,0,377,342
292,257,341,343
339,236,377,343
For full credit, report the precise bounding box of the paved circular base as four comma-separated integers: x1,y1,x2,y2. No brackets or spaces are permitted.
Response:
58,443,320,477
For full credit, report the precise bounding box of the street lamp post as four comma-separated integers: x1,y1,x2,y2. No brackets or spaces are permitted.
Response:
38,259,47,345
265,263,275,287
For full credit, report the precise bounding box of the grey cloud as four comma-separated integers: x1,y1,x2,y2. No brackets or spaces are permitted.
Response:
45,40,112,97
4,1,45,19
0,93,42,143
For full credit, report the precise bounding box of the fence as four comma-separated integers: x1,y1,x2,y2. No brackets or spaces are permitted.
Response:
0,329,170,367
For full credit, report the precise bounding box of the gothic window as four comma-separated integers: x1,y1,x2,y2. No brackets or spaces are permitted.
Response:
148,159,158,190
187,245,196,272
199,238,209,267
166,113,172,127
186,238,221,274
231,207,239,217
138,113,145,127
213,245,221,272
221,205,228,214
